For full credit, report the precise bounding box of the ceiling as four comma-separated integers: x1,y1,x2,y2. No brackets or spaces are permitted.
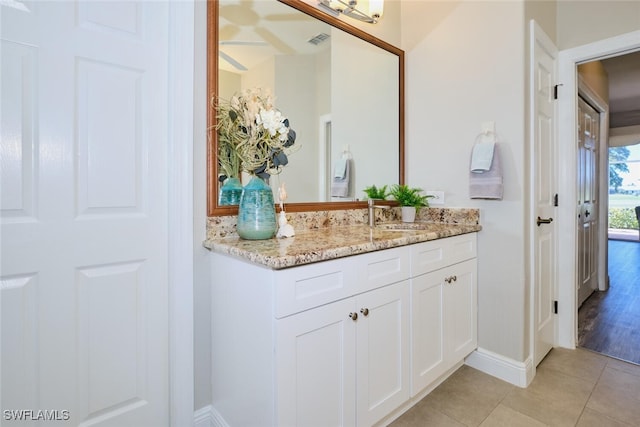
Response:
601,50,640,129
218,0,329,73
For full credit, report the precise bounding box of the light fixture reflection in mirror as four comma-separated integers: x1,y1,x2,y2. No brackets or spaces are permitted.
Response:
317,0,384,24
207,0,404,216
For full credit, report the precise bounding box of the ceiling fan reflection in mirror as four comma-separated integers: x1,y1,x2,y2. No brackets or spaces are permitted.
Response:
219,0,323,73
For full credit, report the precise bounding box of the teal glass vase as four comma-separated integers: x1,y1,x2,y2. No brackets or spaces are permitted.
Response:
237,176,277,240
218,177,243,206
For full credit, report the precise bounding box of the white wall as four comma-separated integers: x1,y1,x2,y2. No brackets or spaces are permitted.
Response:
332,29,399,199
578,61,609,103
274,54,320,201
218,70,241,100
402,0,528,362
557,1,640,50
525,0,557,44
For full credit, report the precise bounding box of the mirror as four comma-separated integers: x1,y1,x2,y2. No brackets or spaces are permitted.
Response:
207,0,404,216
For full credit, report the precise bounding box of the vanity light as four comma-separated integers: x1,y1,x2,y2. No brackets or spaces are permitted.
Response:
317,0,383,24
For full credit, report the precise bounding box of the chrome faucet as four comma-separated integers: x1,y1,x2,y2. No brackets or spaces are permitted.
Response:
368,199,389,228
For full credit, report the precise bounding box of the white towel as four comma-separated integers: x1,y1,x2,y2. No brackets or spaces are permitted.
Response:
331,159,351,197
469,143,503,200
470,142,495,173
333,158,348,179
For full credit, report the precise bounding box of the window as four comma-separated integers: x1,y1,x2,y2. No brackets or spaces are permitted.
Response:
609,143,640,230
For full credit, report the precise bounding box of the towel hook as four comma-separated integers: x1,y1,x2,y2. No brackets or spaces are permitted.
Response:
341,144,352,159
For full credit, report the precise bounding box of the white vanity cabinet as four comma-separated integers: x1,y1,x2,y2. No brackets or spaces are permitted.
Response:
211,245,411,427
210,232,477,427
410,233,478,396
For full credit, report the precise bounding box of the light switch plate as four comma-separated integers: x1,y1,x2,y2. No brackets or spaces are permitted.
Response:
426,190,445,205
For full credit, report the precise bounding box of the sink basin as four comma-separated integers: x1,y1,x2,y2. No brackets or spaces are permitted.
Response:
376,222,437,231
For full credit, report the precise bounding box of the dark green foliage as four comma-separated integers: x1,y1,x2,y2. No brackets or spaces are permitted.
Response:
609,147,630,191
390,184,433,208
363,185,389,200
609,208,639,230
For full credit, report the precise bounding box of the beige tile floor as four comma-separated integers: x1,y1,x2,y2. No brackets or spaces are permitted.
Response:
391,348,640,427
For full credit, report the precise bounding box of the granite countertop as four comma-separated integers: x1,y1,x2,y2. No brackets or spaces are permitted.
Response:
203,221,481,269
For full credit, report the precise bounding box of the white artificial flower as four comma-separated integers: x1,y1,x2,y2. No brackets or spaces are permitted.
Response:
257,108,289,139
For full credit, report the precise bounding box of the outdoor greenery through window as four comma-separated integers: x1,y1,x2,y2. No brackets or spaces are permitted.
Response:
609,143,640,230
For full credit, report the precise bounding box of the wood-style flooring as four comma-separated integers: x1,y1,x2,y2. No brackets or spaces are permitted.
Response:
578,239,640,364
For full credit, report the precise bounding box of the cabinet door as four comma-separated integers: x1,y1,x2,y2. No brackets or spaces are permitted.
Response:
446,258,478,363
410,258,478,396
356,281,410,427
410,271,445,396
275,298,357,427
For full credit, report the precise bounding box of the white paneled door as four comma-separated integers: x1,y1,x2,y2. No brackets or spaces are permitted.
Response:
531,21,558,367
1,1,170,426
577,96,599,308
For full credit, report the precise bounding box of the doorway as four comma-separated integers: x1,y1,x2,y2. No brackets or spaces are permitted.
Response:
575,51,640,363
556,30,640,350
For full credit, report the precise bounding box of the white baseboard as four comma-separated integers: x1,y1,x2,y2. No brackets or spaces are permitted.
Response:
194,405,213,427
465,347,534,387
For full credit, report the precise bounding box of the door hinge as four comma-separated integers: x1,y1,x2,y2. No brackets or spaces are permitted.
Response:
553,300,558,314
554,193,559,207
553,83,563,100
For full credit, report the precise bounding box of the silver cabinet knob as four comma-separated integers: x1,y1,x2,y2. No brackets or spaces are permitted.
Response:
349,312,358,321
360,308,369,316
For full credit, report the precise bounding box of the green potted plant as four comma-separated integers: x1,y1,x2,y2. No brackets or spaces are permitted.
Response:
363,185,389,200
390,184,433,222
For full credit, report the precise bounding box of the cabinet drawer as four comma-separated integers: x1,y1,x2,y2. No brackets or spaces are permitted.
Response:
411,233,477,276
274,247,410,319
448,233,477,265
274,257,357,319
411,240,447,275
353,246,410,294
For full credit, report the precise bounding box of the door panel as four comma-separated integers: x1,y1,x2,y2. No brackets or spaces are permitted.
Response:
1,2,169,425
356,281,409,427
531,22,558,366
276,298,357,427
447,260,477,362
577,96,599,308
411,271,445,395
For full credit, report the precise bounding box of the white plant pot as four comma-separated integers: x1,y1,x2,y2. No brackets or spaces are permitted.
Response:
401,206,416,223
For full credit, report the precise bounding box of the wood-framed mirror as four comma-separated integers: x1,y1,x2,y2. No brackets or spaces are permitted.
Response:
207,0,404,216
